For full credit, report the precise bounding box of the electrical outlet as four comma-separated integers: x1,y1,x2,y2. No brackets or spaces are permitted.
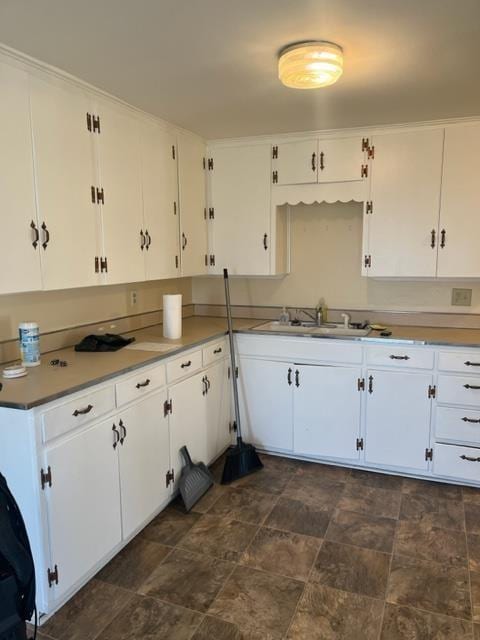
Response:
130,290,138,306
451,288,472,306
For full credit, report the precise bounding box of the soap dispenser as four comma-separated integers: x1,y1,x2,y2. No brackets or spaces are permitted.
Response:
279,307,290,325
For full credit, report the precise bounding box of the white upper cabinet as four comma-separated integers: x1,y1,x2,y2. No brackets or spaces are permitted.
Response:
140,121,180,280
0,62,41,294
208,143,272,275
96,100,145,285
366,129,444,277
177,133,208,276
437,123,480,278
273,139,317,185
30,76,100,290
318,136,366,183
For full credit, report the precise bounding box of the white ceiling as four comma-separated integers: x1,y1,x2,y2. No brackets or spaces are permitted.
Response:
0,0,479,139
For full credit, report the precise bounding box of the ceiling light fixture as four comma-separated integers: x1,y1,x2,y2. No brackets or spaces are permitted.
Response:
278,41,343,89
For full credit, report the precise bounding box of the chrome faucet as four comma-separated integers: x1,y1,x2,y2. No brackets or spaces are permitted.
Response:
341,313,351,329
296,307,324,326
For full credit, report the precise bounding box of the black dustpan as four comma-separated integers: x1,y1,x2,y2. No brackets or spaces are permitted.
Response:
179,446,214,512
221,269,263,484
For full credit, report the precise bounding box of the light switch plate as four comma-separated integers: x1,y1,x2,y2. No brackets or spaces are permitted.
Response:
451,288,472,306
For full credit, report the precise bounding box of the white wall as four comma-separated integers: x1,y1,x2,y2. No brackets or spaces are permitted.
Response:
193,202,480,313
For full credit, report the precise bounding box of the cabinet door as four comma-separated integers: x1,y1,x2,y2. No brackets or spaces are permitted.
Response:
96,101,145,284
44,419,122,601
0,62,41,294
367,129,443,277
365,369,433,471
168,371,208,490
118,390,170,539
318,136,366,183
30,76,99,290
274,139,318,185
437,124,480,278
238,357,293,451
293,365,362,460
209,144,271,275
205,359,231,464
177,133,207,276
140,122,180,280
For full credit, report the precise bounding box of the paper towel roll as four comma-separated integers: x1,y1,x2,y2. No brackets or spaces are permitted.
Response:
163,294,182,339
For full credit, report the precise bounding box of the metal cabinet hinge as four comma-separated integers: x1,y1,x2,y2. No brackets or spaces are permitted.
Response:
368,145,375,159
364,255,372,268
92,115,101,134
272,145,278,159
165,469,175,487
203,157,206,170
207,158,214,170
175,255,179,269
357,378,365,391
100,257,108,273
209,254,216,266
272,170,278,184
362,138,369,152
361,164,368,178
96,187,104,205
227,366,238,379
172,145,176,160
428,385,436,399
425,448,433,461
356,437,364,451
164,399,173,416
229,421,238,433
41,466,52,490
47,565,59,588
173,201,177,215
94,256,100,273
204,254,208,266
209,207,215,220
86,112,92,131
365,201,373,215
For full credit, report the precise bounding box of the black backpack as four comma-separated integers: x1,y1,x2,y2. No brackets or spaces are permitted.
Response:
0,472,35,621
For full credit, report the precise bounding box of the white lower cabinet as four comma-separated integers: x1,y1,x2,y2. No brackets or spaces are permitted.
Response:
205,359,231,463
364,369,433,471
293,364,362,461
117,390,170,539
44,418,122,602
238,358,293,451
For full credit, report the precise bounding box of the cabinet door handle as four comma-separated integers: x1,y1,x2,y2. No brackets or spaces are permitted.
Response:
41,222,50,250
202,376,207,396
465,361,480,367
430,229,436,249
119,419,127,445
145,230,152,249
287,368,292,386
112,424,120,449
389,355,410,360
182,233,187,250
440,229,446,248
206,376,211,392
213,347,222,354
460,454,480,462
263,233,268,250
295,369,300,387
312,152,317,172
135,378,151,389
140,229,145,250
462,416,480,424
319,151,324,171
464,384,480,390
31,220,39,249
368,375,374,394
181,360,192,369
72,403,93,417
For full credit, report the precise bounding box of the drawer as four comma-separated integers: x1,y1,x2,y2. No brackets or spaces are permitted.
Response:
438,351,480,374
235,334,362,364
42,385,115,443
166,349,202,383
433,443,480,484
203,339,227,366
116,364,166,408
437,374,480,408
435,406,480,447
366,345,434,370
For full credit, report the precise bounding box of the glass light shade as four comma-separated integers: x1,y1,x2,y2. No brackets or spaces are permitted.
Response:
278,41,343,89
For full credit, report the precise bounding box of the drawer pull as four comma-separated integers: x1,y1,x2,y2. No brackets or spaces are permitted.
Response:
465,361,480,367
135,378,151,389
462,416,480,424
460,454,480,462
464,384,480,390
72,404,93,417
389,355,410,360
213,347,222,354
181,360,192,369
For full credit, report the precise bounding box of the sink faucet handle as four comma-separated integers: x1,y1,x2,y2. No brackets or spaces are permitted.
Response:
341,312,351,329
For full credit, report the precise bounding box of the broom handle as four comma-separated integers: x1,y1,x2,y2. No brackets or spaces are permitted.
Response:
223,269,242,439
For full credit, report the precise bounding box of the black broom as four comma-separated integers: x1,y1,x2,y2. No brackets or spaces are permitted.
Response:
221,268,263,484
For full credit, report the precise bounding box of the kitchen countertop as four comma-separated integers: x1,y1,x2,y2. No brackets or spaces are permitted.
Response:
1,316,480,410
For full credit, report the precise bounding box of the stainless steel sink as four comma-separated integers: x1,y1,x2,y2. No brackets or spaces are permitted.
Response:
253,321,371,337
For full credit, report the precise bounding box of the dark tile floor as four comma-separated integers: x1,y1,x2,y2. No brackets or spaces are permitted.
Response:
37,454,480,639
